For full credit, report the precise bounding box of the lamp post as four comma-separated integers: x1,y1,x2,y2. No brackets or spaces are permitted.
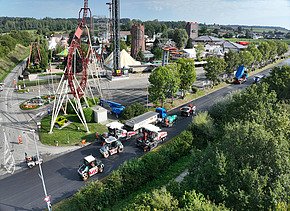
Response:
28,129,52,210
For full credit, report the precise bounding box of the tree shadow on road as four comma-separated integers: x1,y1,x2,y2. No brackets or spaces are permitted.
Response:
56,167,80,181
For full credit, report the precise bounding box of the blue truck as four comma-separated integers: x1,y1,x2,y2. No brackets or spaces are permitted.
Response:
100,99,125,118
155,107,177,127
233,65,249,84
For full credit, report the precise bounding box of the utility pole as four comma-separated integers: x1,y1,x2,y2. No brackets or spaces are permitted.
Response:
2,128,15,174
26,130,52,210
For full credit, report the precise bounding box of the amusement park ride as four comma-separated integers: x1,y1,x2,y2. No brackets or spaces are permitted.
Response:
49,0,110,133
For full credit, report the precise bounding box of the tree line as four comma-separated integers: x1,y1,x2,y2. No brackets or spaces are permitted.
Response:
148,40,288,104
0,17,78,33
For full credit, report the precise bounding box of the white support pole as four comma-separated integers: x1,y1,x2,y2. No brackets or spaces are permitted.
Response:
49,79,68,133
72,80,90,133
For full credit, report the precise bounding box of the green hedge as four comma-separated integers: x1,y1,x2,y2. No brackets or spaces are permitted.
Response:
56,130,194,211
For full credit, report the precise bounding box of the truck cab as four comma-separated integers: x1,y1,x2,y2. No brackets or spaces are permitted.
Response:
155,107,177,127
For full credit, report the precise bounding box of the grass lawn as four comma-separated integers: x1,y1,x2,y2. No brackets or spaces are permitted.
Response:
40,114,108,146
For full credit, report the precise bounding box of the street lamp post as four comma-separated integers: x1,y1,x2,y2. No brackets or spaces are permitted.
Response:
29,129,52,210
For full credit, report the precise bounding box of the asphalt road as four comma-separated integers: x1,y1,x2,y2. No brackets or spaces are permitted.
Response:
0,58,289,210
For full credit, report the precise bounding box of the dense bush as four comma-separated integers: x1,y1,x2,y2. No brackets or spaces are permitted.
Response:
185,69,290,210
83,107,93,123
121,102,148,120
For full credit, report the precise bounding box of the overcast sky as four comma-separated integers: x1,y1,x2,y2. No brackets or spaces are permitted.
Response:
0,0,289,29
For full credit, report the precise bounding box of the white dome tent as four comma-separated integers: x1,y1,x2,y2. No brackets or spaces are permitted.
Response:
104,49,141,69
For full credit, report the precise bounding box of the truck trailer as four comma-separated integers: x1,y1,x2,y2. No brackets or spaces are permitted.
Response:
125,111,159,131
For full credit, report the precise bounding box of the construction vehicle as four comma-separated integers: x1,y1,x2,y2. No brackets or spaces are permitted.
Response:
233,65,248,84
136,124,167,152
100,99,125,118
155,107,177,127
125,111,159,131
100,136,124,158
180,104,196,117
104,121,138,141
78,155,104,181
25,152,43,169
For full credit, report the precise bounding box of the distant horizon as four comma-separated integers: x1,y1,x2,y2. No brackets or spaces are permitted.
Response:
1,16,289,31
0,0,289,30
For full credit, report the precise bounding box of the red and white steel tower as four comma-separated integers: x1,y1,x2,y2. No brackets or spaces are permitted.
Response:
49,0,102,133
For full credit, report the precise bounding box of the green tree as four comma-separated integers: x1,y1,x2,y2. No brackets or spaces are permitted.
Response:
258,41,271,62
276,41,288,57
148,66,169,105
224,50,240,76
173,29,188,49
136,50,145,62
264,65,290,100
185,38,193,48
176,58,196,98
125,187,179,211
195,43,205,61
239,50,254,67
247,43,262,66
121,103,148,120
204,56,226,84
165,64,180,102
266,40,278,61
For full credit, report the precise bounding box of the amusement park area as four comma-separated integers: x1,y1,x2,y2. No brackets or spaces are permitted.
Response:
0,0,290,210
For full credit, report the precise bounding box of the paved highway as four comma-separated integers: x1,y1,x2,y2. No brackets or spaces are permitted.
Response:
0,58,289,210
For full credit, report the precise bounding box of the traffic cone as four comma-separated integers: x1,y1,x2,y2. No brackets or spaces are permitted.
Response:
18,135,23,144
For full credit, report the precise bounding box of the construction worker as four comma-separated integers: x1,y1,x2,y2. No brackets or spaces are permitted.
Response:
18,135,23,144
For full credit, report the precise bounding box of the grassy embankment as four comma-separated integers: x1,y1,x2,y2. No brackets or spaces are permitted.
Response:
0,44,29,82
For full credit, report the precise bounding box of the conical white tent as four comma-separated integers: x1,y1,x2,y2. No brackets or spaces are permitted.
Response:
104,49,141,69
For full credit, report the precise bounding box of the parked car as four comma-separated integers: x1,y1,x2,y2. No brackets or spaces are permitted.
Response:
100,136,124,158
55,116,68,128
78,155,104,181
253,74,266,84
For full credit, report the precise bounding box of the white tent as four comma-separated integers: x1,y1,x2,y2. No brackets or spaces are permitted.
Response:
104,49,141,69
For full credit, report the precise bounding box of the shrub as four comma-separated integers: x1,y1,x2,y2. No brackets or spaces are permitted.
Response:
83,107,93,123
121,102,148,120
56,131,194,211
